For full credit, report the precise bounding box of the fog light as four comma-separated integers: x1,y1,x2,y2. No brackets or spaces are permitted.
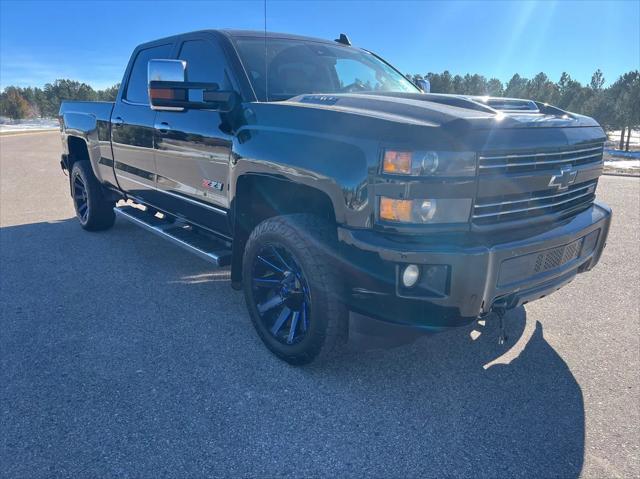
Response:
402,264,420,288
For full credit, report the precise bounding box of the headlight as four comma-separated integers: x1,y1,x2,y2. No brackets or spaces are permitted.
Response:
382,149,476,176
379,197,471,224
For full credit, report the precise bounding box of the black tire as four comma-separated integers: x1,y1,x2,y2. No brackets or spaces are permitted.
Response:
242,214,348,365
70,160,115,231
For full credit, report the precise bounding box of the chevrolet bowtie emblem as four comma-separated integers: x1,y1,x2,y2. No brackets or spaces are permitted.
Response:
549,167,578,190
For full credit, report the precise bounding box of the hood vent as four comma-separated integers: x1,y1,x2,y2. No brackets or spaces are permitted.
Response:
478,98,539,112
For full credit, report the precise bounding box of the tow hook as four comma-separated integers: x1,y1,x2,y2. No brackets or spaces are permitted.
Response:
492,302,509,345
60,158,68,176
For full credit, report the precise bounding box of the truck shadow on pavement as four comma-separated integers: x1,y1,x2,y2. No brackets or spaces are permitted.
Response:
317,308,585,478
1,218,584,478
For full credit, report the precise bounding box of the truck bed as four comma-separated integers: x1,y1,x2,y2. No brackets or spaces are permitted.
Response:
59,101,115,130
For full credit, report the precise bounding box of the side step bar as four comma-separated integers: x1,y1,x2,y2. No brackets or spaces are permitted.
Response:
114,206,232,267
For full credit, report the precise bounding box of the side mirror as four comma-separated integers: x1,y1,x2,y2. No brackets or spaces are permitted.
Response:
416,79,430,93
148,59,238,112
148,59,185,111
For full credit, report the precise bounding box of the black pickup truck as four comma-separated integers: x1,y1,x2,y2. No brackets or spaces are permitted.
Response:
59,29,611,364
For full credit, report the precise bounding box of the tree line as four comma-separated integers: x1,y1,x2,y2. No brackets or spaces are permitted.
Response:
1,70,638,150
407,70,639,150
0,80,119,120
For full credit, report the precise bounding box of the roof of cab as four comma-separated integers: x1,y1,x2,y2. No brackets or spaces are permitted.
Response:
220,29,339,45
136,29,343,49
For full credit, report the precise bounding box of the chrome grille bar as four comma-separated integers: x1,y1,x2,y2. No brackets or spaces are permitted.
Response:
479,152,601,169
475,182,596,209
478,144,604,173
472,189,594,220
479,145,602,161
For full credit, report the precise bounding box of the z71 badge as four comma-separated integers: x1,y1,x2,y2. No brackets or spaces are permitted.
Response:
202,179,224,191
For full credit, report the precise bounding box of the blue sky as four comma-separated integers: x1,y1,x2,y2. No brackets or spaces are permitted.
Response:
1,0,638,90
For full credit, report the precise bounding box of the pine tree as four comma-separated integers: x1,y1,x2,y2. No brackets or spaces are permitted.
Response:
0,88,31,119
487,78,504,96
590,69,605,91
504,74,528,98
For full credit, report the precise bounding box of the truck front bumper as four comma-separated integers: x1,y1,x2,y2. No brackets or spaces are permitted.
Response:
337,201,612,330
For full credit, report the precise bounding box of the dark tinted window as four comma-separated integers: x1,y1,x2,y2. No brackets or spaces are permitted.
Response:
234,38,418,101
125,43,173,104
178,39,230,89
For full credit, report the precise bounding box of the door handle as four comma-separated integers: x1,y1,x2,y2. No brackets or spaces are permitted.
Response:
154,121,171,133
112,116,124,127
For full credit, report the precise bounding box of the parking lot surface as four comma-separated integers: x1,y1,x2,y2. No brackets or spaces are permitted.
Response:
1,132,639,478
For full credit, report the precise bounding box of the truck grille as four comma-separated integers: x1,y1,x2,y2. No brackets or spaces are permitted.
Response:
473,179,598,225
478,142,603,174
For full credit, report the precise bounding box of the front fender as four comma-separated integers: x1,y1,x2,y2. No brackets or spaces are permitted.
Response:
229,125,374,227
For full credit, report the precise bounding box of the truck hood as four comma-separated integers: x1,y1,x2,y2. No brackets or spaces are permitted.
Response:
284,92,600,130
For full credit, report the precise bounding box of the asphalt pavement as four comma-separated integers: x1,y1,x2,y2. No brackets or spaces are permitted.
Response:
1,131,638,478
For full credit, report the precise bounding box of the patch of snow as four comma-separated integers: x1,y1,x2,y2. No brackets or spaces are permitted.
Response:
604,159,640,170
606,129,639,148
0,117,59,132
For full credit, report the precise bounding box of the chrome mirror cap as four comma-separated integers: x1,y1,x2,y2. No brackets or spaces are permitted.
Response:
148,59,185,82
148,59,186,111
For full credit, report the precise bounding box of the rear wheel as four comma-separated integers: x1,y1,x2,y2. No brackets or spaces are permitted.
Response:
70,161,115,231
242,214,347,365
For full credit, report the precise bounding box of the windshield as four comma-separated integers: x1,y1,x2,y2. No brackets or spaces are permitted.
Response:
233,37,420,101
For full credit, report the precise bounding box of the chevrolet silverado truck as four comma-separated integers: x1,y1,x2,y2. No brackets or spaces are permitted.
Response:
58,30,612,364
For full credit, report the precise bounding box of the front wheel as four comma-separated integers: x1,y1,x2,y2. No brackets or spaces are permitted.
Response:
70,161,115,231
242,214,348,365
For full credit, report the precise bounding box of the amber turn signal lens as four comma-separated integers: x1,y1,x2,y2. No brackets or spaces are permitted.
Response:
383,150,412,175
379,197,413,222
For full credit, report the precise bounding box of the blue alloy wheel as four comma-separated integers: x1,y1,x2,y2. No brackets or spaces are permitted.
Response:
70,161,115,231
242,214,347,364
73,173,89,223
251,243,311,345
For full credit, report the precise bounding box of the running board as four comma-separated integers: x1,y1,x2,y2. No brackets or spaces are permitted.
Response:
114,206,232,267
